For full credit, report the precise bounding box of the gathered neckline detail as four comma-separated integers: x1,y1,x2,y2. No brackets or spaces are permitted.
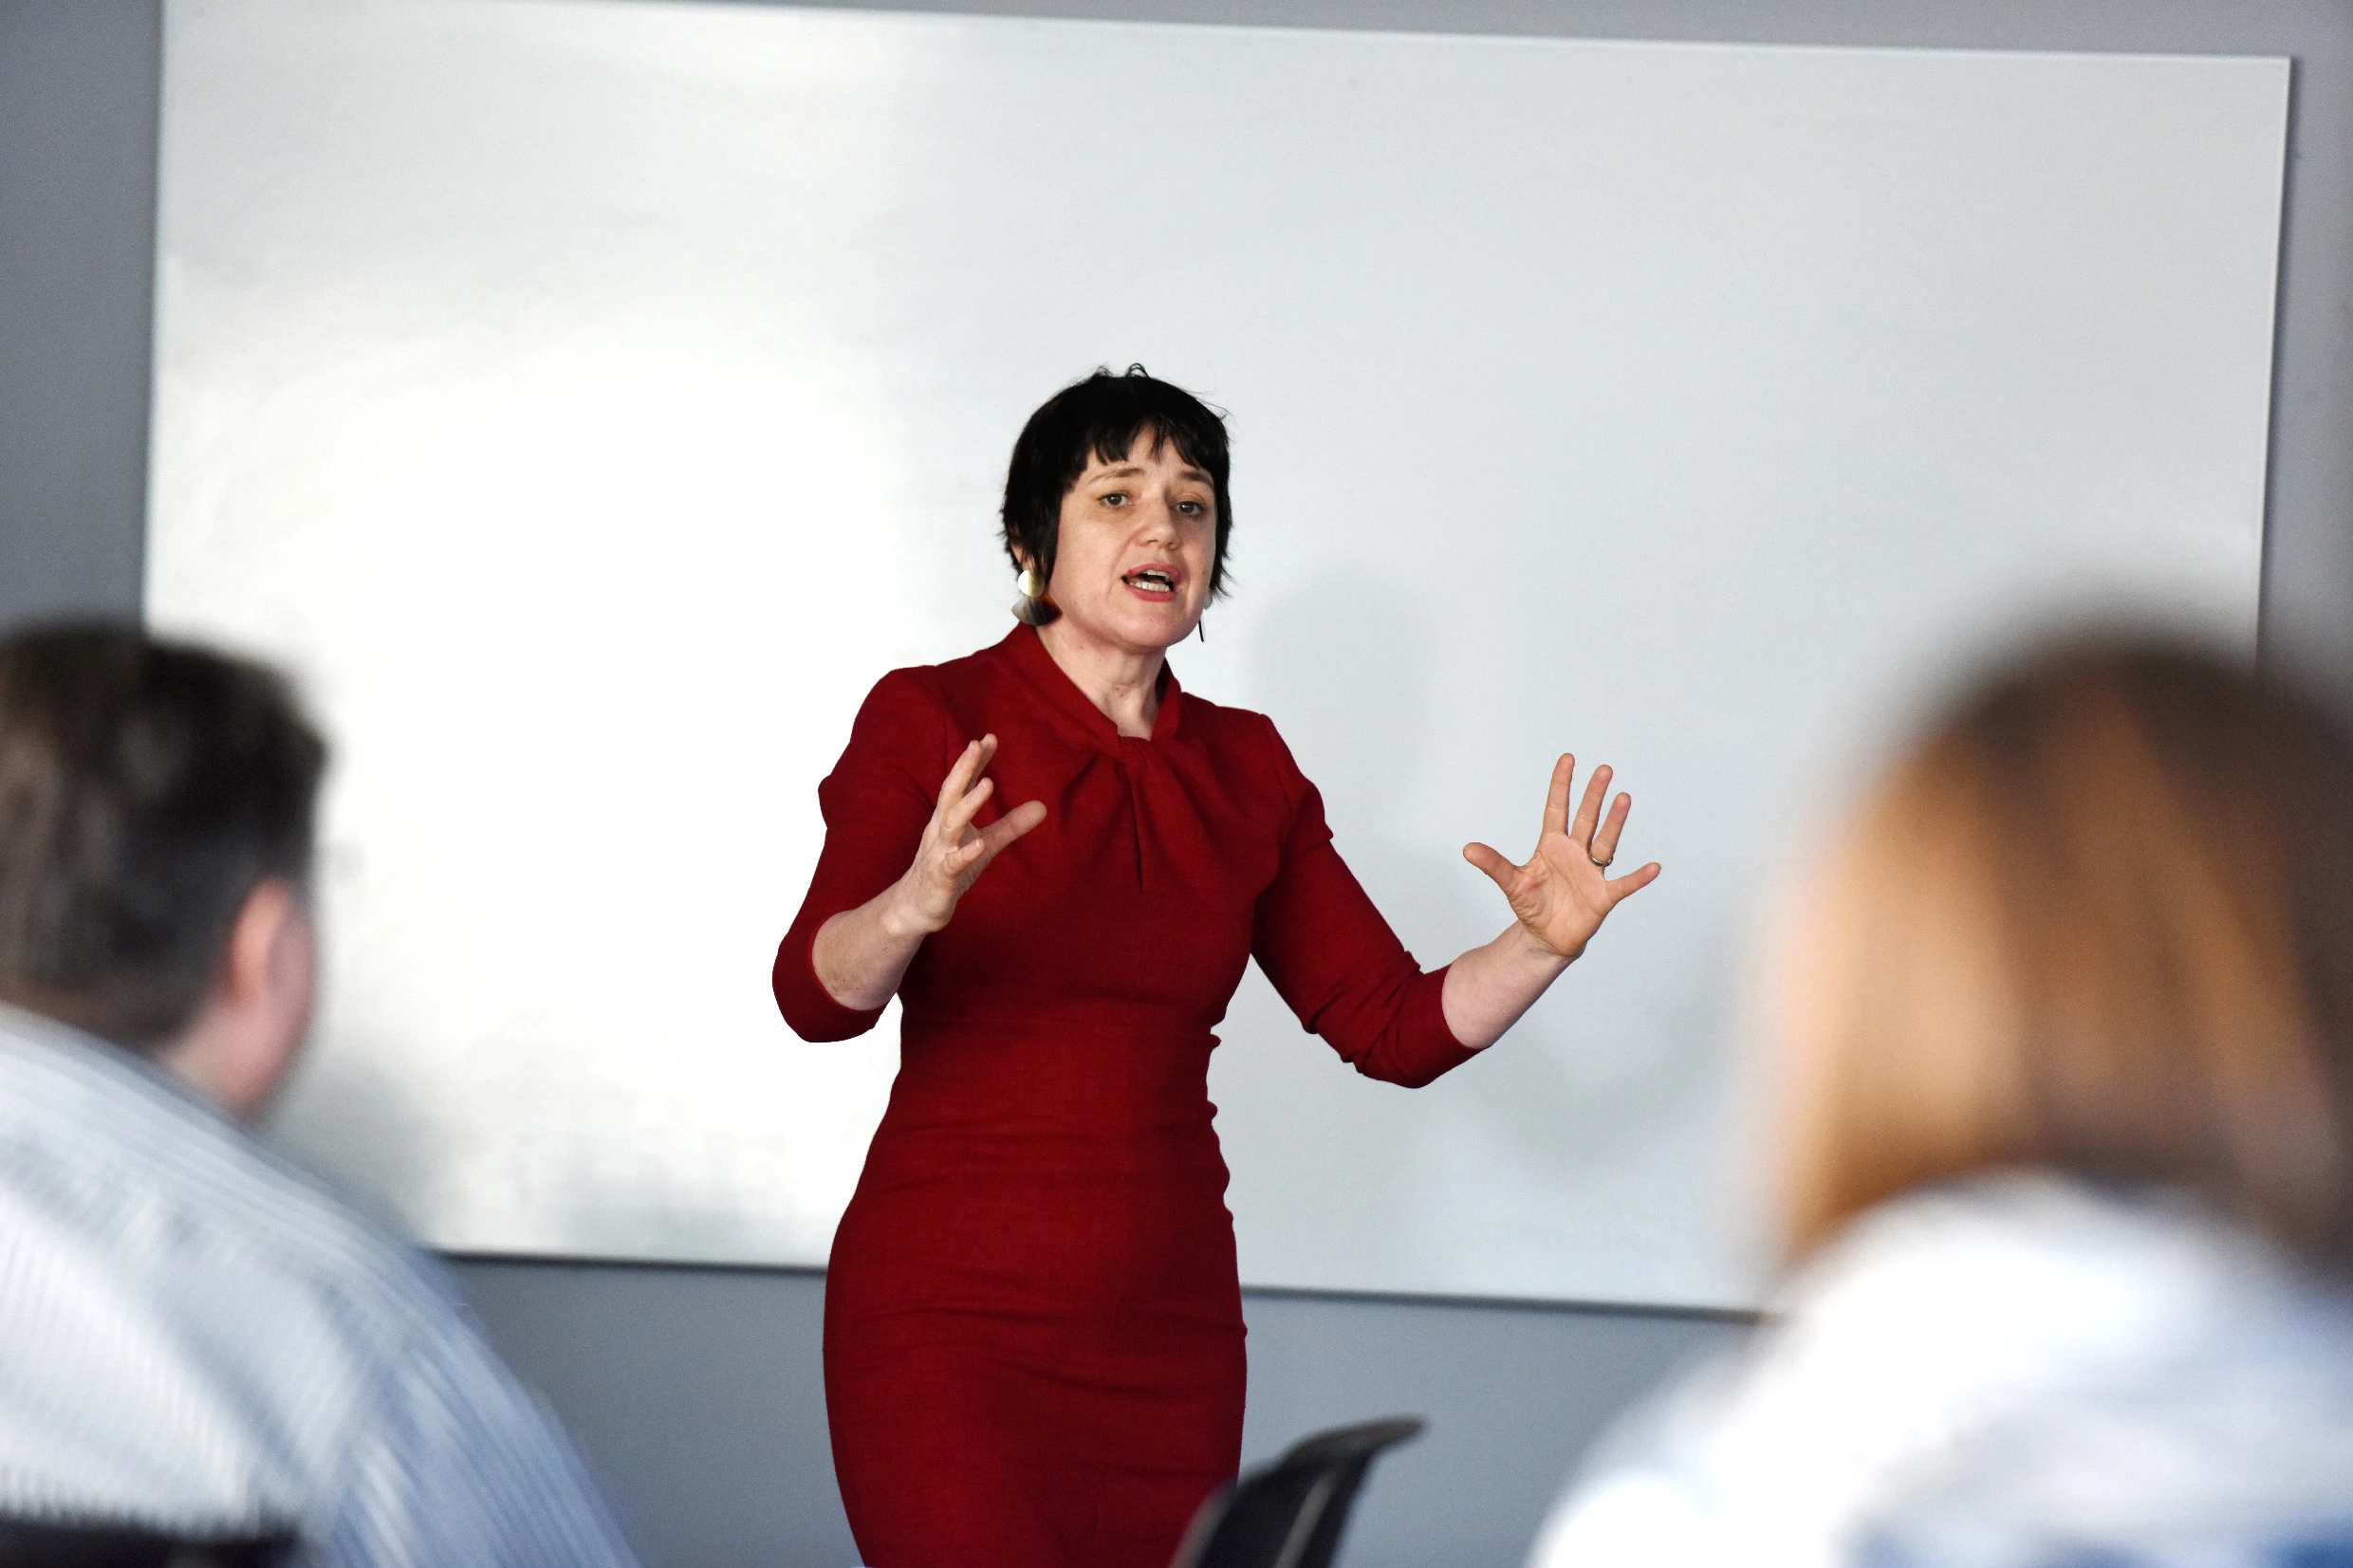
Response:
992,622,1184,751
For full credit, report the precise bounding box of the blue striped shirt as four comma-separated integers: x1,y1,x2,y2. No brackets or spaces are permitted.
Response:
0,1004,640,1566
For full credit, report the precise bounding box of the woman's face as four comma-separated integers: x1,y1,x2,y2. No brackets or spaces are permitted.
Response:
1039,434,1217,655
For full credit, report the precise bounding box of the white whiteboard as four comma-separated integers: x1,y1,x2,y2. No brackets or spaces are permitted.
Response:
147,0,2286,1308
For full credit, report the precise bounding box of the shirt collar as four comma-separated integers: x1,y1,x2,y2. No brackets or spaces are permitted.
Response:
0,999,241,1131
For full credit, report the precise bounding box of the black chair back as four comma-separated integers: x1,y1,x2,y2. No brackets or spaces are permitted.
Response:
0,1521,293,1568
1170,1415,1424,1568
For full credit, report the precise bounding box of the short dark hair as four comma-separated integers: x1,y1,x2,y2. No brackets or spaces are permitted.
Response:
0,623,326,1049
999,366,1235,621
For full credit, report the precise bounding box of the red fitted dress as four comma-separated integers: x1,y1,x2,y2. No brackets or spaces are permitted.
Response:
773,624,1478,1568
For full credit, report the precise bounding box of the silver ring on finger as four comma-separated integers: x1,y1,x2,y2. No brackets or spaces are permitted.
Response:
1590,852,1614,869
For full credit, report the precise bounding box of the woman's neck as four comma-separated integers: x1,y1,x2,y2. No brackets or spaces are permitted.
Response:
1036,618,1164,739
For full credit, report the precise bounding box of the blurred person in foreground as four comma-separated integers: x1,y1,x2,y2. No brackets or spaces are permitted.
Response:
0,623,639,1565
1529,636,2353,1568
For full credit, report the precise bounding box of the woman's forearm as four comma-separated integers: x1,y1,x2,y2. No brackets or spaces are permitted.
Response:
807,734,1048,1013
811,882,930,1011
1441,923,1575,1049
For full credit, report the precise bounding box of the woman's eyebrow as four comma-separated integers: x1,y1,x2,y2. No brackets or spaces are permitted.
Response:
1085,464,1212,485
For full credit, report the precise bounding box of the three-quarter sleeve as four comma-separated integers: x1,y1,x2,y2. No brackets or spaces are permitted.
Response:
1249,719,1480,1088
773,671,956,1042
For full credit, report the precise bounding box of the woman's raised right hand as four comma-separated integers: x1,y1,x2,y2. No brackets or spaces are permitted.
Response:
887,735,1047,935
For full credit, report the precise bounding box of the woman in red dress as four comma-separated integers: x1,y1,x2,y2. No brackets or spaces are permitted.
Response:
774,369,1658,1568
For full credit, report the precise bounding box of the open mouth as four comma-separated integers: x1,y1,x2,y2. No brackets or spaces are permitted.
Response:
1121,567,1179,598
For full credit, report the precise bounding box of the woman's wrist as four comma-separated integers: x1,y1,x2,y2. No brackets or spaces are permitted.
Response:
1511,919,1581,970
1444,926,1575,1050
879,876,941,941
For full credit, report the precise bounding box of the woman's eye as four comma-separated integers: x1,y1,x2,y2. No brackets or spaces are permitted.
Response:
1177,500,1207,518
1100,491,1127,508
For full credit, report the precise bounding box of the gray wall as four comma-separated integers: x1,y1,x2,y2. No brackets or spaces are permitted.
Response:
7,2,2353,1566
0,0,158,626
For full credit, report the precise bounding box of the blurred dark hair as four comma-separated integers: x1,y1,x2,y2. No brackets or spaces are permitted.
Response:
999,365,1234,622
1780,636,2353,1266
0,623,326,1049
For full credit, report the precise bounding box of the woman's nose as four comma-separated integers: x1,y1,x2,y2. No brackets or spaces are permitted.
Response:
1136,493,1178,541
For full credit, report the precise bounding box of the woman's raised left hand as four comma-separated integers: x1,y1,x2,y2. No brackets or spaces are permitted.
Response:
1463,755,1659,962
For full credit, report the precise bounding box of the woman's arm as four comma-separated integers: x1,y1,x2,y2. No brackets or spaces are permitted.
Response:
1444,754,1658,1047
810,734,1046,1010
1437,923,1576,1050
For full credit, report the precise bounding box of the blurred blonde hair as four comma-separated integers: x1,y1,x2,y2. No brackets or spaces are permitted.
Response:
1778,638,2353,1264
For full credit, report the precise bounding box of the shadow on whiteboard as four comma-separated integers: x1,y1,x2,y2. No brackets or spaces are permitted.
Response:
1211,570,1736,1302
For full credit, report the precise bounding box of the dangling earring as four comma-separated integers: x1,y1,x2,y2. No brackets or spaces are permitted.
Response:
1012,565,1055,626
1195,617,1207,643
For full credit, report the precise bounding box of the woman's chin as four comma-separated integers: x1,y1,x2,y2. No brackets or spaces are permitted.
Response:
1133,611,1200,653
1060,603,1198,655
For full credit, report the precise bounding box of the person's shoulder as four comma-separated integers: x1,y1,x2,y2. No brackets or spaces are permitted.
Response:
857,661,950,718
1178,692,1306,795
0,1013,501,1526
0,1011,462,1343
220,1149,465,1344
1176,688,1283,747
837,643,1022,781
854,634,1027,721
